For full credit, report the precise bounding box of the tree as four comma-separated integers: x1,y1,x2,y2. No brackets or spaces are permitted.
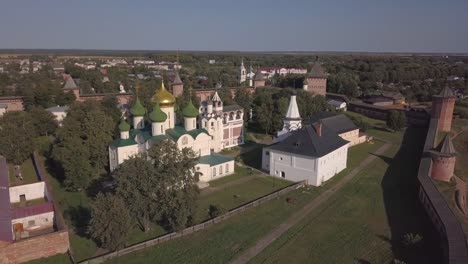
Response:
148,140,199,231
29,107,58,136
115,156,158,232
0,112,35,165
386,110,406,131
52,101,115,190
88,192,133,250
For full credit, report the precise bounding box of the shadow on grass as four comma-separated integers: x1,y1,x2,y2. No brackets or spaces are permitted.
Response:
240,143,267,170
375,126,443,264
64,205,91,237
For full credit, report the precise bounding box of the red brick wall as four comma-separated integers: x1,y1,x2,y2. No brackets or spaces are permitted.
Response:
432,97,455,132
0,230,69,264
172,84,184,98
430,156,456,182
0,97,25,111
254,80,266,88
306,78,327,96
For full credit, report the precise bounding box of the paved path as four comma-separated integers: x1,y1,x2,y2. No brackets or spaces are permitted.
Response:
229,143,392,264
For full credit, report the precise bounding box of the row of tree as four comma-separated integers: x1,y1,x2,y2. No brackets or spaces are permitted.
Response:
89,140,199,250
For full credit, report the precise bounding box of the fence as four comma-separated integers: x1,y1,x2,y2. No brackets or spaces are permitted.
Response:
79,180,306,263
417,118,468,264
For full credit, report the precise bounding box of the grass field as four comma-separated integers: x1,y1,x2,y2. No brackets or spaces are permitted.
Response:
103,140,386,263
8,158,38,186
40,155,294,261
345,111,405,144
251,127,442,264
207,165,255,187
25,254,70,264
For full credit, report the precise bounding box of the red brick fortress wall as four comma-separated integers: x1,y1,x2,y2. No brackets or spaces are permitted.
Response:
306,77,327,96
0,230,69,264
431,156,456,182
432,97,456,132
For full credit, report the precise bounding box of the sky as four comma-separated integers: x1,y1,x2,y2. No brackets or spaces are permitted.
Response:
0,0,467,53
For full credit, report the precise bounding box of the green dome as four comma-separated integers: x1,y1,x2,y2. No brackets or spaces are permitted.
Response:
130,97,146,116
149,103,167,123
118,119,131,132
182,100,199,118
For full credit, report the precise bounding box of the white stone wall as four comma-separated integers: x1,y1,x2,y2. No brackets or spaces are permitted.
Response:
263,143,348,186
9,182,46,203
198,160,234,182
11,212,54,230
315,144,348,185
161,106,175,129
177,133,212,157
339,129,365,146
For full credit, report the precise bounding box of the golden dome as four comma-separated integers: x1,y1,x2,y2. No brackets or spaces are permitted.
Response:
152,79,176,108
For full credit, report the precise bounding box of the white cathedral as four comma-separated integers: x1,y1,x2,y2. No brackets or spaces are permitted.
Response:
109,81,245,184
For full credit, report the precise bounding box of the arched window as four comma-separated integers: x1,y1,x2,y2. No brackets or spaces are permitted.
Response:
229,112,234,121
160,125,163,132
226,163,229,173
213,167,216,177
182,136,188,145
220,166,223,175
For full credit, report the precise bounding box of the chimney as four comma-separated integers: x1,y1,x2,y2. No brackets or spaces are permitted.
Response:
313,122,322,137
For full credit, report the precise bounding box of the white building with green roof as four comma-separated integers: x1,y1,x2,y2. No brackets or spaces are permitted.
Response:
109,81,236,184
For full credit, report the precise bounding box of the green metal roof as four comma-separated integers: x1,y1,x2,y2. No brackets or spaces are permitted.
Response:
182,101,199,118
110,138,136,148
118,119,131,132
166,125,209,141
111,124,209,148
198,153,234,166
130,97,146,116
149,103,167,122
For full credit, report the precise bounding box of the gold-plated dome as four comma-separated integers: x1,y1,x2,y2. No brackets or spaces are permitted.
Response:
152,79,176,108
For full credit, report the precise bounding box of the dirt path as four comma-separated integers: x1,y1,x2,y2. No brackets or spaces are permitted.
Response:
229,143,392,264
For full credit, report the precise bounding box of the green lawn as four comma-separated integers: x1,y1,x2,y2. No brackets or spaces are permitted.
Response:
25,254,70,264
103,141,386,263
107,188,322,264
207,165,254,187
251,127,442,264
8,158,39,186
197,176,292,221
345,111,405,144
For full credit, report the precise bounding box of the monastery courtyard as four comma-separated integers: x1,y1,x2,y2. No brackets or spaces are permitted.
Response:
52,113,439,264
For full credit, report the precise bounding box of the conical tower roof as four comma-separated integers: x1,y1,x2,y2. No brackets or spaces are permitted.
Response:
307,61,327,78
437,134,456,155
182,100,199,118
285,95,301,120
173,71,182,84
152,79,176,107
254,69,266,81
149,103,167,122
211,91,222,102
63,76,78,90
130,97,146,116
437,86,455,98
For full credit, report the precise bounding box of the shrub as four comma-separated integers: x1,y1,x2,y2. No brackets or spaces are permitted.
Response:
402,233,423,247
208,204,226,218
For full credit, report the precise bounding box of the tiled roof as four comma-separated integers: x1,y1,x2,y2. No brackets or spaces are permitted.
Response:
12,202,54,219
437,134,456,155
437,86,455,98
310,112,358,134
265,123,349,158
63,77,78,90
307,62,327,78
